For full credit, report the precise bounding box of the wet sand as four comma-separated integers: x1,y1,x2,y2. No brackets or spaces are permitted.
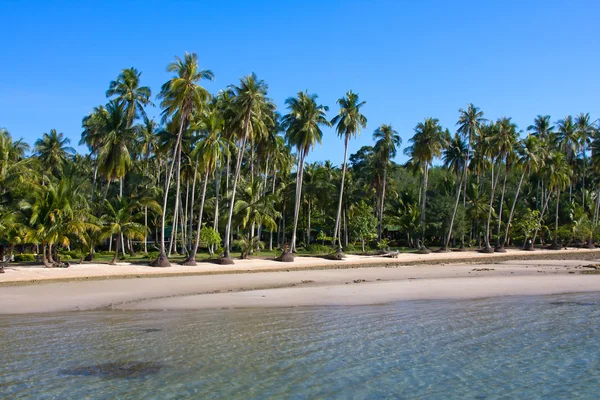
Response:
1,258,599,314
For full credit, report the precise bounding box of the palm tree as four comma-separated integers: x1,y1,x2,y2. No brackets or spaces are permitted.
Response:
442,132,467,249
106,67,153,127
96,101,136,197
283,91,330,255
186,110,229,264
34,129,75,177
456,104,486,246
156,52,213,267
490,117,518,251
556,115,580,202
575,113,594,208
330,91,367,250
221,74,273,264
373,124,401,242
404,118,447,252
101,197,146,264
500,135,542,249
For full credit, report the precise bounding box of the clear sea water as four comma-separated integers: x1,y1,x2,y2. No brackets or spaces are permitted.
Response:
1,293,600,399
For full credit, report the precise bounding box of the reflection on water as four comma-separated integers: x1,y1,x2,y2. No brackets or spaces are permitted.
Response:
1,293,599,399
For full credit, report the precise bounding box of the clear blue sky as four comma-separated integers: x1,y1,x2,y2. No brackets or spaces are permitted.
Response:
1,0,599,165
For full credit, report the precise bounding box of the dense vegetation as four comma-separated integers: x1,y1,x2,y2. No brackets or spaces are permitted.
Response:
1,52,599,267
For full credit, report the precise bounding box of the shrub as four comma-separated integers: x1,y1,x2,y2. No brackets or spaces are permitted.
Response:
343,244,358,252
14,254,35,262
306,244,331,254
147,251,159,261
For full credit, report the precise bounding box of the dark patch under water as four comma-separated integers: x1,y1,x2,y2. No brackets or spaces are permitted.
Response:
139,328,162,333
549,301,597,306
59,361,163,379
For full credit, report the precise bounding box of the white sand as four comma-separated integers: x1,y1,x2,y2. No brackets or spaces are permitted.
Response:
1,258,599,314
2,248,599,284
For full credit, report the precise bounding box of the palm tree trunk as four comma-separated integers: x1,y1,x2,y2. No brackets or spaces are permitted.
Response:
502,168,527,247
553,188,561,247
290,151,306,252
42,242,51,267
188,171,210,263
333,135,349,249
269,168,277,251
378,165,387,242
144,205,148,254
111,235,120,265
91,161,98,202
531,191,552,249
158,114,186,266
189,157,198,250
420,163,430,248
169,143,183,256
484,162,500,251
307,199,311,244
224,114,250,260
496,170,508,246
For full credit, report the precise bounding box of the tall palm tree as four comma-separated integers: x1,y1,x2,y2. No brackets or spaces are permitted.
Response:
221,74,274,263
404,118,447,252
283,91,330,254
96,101,136,197
373,124,401,242
491,117,518,251
556,115,580,202
500,134,542,249
34,129,75,177
442,132,467,249
106,67,153,127
186,110,229,264
330,91,367,250
156,52,213,267
575,113,594,208
456,104,486,246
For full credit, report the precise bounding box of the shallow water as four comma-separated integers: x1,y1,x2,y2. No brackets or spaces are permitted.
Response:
1,293,599,399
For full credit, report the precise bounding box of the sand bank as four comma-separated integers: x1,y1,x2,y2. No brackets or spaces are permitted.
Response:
1,258,599,314
3,248,600,285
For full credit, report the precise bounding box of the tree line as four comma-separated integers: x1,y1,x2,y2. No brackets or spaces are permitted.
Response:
1,52,599,268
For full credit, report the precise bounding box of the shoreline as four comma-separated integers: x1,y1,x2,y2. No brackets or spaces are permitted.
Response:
2,248,600,286
1,257,600,314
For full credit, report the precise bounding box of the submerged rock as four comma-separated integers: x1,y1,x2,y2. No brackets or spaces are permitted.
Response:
59,361,164,379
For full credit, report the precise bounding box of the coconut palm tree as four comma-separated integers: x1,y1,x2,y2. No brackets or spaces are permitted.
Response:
156,52,213,267
106,67,153,127
330,91,367,250
373,124,401,242
100,197,146,264
442,132,467,249
404,118,447,252
283,91,330,255
575,113,594,207
500,134,542,249
221,74,274,264
34,129,75,177
96,101,136,197
186,109,229,264
556,115,580,202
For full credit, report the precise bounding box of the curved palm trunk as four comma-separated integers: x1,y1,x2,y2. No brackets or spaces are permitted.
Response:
530,190,552,249
223,115,250,260
333,136,349,249
378,165,387,242
502,168,527,248
42,242,52,268
157,114,186,266
290,151,306,252
552,188,561,248
495,170,508,246
484,162,500,251
444,171,465,249
269,168,277,251
187,171,210,263
110,235,120,265
419,162,430,248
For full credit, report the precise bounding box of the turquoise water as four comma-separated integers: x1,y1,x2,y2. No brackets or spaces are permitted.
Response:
1,293,600,399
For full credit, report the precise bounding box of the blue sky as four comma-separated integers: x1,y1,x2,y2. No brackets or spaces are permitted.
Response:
1,0,599,165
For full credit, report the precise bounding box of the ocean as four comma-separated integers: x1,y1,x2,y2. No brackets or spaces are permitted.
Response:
2,292,599,399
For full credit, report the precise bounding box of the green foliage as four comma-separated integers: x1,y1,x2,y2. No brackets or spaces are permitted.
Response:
147,251,159,260
513,209,540,243
306,244,331,254
232,235,264,259
14,253,35,262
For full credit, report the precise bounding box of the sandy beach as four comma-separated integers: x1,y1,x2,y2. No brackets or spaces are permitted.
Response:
1,250,600,314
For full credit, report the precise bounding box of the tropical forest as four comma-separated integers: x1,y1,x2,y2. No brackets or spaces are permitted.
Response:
1,52,598,268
